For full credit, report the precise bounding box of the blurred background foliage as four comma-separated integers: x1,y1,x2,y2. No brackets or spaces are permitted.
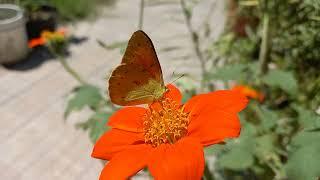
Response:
205,0,320,179
2,0,114,21
37,0,320,179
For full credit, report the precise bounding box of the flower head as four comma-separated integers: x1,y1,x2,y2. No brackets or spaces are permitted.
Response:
28,28,67,49
92,84,248,179
232,85,264,102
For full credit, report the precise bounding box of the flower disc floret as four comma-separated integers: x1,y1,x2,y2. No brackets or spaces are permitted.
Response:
143,98,189,147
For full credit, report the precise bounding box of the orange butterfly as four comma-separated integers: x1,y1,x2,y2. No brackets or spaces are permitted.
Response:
108,30,166,106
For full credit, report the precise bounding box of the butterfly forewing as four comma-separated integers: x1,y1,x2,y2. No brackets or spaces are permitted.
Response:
108,30,165,106
121,30,164,84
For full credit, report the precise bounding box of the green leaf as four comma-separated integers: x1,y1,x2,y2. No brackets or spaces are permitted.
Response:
64,85,103,118
292,104,320,130
253,106,278,131
208,64,247,81
219,147,255,170
77,112,111,143
285,143,320,180
218,123,256,170
262,70,298,95
254,134,276,159
290,131,320,148
176,77,197,103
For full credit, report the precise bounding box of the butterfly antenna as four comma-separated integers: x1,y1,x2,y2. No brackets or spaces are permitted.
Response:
169,74,185,84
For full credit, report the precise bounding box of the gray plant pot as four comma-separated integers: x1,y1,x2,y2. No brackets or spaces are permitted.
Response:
0,4,28,64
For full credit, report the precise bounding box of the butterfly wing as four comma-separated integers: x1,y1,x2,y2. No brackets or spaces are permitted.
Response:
108,30,165,106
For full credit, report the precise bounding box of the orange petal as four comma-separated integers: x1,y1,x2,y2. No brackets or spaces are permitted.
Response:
107,107,146,132
92,129,144,160
28,38,46,48
148,137,204,179
99,144,151,180
184,90,248,114
164,84,182,103
187,108,241,146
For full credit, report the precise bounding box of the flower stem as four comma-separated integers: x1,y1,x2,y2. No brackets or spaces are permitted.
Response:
258,13,270,76
48,47,87,85
203,163,214,180
57,55,87,85
138,0,145,30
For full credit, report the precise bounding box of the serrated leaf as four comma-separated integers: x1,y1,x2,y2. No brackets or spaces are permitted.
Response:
285,143,320,180
262,70,298,95
208,64,247,81
65,85,103,118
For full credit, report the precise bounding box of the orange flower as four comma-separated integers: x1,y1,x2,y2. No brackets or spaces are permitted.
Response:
92,84,248,179
232,85,264,102
28,37,46,48
28,28,67,49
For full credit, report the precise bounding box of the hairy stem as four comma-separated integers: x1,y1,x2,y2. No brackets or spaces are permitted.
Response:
180,0,207,90
138,0,145,29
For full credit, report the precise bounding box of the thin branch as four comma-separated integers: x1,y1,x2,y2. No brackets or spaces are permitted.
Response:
180,0,207,90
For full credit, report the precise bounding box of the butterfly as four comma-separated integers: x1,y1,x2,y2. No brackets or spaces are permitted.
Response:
108,30,167,106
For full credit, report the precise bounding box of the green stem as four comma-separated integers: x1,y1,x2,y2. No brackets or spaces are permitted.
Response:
58,55,87,85
258,13,270,76
203,163,214,180
138,0,145,29
49,47,87,85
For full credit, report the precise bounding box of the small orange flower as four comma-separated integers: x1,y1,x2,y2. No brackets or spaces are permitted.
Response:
28,37,46,48
28,28,67,49
92,84,248,179
232,85,264,102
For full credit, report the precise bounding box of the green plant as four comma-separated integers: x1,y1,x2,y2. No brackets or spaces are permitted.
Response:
206,0,320,179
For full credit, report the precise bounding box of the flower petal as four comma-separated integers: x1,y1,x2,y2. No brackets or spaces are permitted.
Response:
184,90,248,114
164,84,182,103
107,107,146,132
148,137,204,179
187,108,241,146
99,144,152,180
92,129,144,160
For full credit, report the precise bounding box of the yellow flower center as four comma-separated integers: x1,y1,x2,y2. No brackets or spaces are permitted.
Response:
143,98,189,147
